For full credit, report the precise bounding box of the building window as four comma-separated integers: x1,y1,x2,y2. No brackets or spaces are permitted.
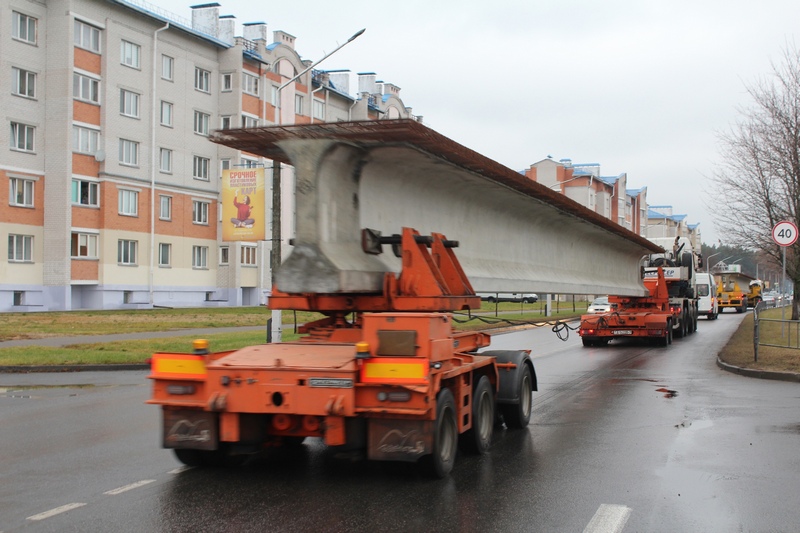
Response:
220,159,231,178
120,89,140,118
313,99,325,120
222,73,232,91
295,94,303,114
10,122,35,152
118,239,137,265
193,200,209,224
71,232,98,258
71,179,99,206
12,67,36,98
158,243,171,267
194,67,210,92
192,246,208,269
241,115,258,128
73,73,100,103
12,12,37,44
119,139,139,166
271,86,278,106
193,156,210,180
9,177,34,207
159,195,172,220
160,101,173,127
220,115,232,130
241,245,257,266
72,125,100,154
8,234,33,262
240,157,258,168
120,40,141,68
161,55,174,80
118,189,138,216
194,111,210,135
242,73,259,96
74,20,100,52
219,246,229,265
159,148,172,173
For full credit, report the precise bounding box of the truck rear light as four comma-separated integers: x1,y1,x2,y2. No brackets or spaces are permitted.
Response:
580,329,596,335
302,415,321,432
166,385,196,395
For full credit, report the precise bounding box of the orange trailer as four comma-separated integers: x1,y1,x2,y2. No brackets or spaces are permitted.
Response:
579,267,683,346
148,229,536,477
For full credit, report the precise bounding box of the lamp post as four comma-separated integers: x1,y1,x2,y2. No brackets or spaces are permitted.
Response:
269,28,366,343
706,252,721,273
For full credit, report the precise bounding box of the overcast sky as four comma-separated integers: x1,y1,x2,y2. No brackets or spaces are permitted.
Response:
157,0,800,244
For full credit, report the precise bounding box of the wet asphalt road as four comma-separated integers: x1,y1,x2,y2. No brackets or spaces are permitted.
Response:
2,311,800,532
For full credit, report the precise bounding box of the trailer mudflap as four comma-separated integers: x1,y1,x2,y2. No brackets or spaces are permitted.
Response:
163,409,218,451
368,419,432,462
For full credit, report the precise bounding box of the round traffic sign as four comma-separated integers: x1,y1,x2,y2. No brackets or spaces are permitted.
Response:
772,221,799,247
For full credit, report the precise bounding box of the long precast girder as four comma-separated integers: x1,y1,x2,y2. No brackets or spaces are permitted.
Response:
211,120,661,296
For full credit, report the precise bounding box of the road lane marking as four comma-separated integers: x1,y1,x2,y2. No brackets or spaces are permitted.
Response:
27,503,87,521
169,465,193,474
103,479,156,495
584,504,632,533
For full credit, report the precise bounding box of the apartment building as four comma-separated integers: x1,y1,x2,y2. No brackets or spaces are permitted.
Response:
1,0,417,312
524,157,703,249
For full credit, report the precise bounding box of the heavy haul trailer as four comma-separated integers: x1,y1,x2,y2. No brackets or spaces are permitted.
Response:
149,228,536,477
149,119,659,476
579,240,699,346
579,267,677,346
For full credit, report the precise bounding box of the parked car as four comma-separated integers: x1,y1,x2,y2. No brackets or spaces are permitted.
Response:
587,296,614,314
762,292,778,308
479,292,538,304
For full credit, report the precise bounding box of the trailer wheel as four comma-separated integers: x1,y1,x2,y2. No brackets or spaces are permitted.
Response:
501,364,533,429
174,448,204,467
427,388,458,478
461,376,494,454
660,319,672,346
582,337,594,347
675,312,686,338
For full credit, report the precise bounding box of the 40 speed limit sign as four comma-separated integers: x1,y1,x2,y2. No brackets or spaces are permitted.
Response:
772,221,799,247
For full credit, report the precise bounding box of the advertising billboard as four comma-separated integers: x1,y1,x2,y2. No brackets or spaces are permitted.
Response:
221,168,265,242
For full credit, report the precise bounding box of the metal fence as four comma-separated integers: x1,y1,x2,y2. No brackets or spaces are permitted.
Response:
753,298,797,361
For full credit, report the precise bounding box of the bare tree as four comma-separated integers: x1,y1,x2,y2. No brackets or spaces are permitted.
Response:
712,44,800,319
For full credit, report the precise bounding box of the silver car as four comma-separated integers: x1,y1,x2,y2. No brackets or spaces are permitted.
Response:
587,296,614,314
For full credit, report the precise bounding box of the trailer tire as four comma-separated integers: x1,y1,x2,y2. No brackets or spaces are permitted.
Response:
174,448,204,467
660,319,672,346
674,312,685,338
426,388,458,478
461,376,495,454
500,364,533,429
582,337,595,347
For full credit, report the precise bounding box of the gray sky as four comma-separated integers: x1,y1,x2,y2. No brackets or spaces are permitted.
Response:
157,0,800,244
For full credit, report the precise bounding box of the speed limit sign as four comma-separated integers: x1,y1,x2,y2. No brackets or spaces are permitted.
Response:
772,221,799,247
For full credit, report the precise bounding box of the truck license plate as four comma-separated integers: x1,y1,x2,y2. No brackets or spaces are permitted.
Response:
613,330,632,335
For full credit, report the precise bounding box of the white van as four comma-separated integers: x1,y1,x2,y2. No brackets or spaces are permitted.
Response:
695,272,718,319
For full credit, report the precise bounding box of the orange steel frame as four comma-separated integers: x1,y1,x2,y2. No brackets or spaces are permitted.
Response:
149,227,499,449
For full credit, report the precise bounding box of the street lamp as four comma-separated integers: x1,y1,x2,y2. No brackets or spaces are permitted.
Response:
269,28,366,343
706,252,721,273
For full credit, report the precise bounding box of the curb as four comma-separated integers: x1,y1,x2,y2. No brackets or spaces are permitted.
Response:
0,364,149,374
716,357,800,383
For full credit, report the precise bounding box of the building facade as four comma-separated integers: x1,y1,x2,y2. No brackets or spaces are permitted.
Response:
1,0,417,312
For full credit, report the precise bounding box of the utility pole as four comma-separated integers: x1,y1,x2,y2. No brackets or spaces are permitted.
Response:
269,28,366,343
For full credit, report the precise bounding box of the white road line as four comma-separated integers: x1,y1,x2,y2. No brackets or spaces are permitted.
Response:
169,465,193,474
27,503,87,521
583,504,632,533
103,479,156,495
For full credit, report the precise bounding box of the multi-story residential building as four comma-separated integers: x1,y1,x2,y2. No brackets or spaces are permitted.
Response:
525,158,701,248
1,0,417,312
